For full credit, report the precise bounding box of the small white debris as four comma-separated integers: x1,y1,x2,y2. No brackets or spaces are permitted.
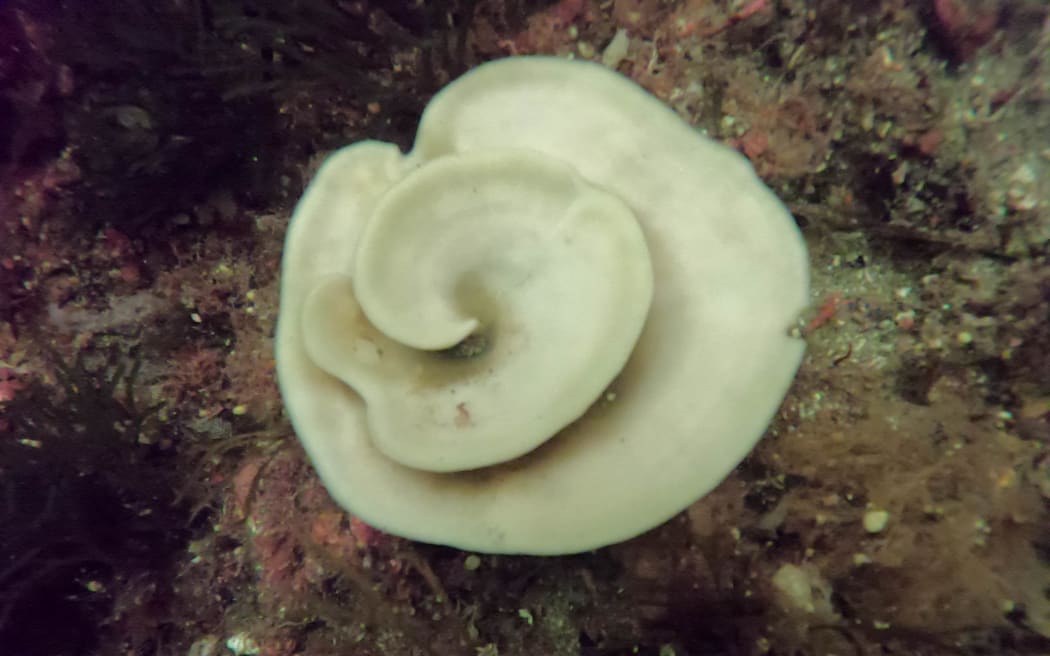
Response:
771,563,836,618
187,636,220,656
852,553,872,566
863,509,890,534
225,633,260,656
601,29,630,69
772,564,816,612
1006,163,1039,211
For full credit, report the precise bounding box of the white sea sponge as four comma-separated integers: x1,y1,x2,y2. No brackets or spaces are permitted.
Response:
275,56,809,555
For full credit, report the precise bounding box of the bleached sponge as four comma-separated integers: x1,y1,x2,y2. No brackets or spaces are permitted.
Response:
275,56,809,555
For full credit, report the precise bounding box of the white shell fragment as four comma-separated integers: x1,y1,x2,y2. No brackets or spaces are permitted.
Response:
275,56,809,555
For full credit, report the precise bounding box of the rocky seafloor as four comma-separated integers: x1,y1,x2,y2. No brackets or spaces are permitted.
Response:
1,1,1048,655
